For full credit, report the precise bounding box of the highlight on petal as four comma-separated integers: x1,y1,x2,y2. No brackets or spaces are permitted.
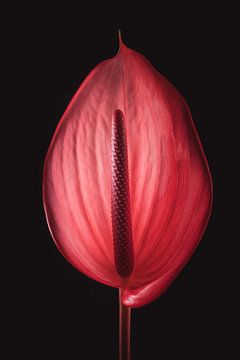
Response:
43,38,212,306
121,267,180,308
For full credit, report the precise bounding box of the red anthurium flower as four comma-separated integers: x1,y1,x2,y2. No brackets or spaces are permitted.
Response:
43,36,212,312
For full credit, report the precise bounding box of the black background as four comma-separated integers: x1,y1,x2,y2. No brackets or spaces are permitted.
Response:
6,4,238,359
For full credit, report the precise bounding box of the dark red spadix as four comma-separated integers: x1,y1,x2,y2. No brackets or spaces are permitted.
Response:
111,109,134,278
43,36,212,308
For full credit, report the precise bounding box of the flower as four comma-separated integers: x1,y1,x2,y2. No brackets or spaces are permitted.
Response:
43,37,212,308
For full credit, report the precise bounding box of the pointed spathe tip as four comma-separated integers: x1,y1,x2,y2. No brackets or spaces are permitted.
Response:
117,29,127,54
118,29,122,46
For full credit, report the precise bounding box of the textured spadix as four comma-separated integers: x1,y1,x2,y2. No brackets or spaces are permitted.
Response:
43,39,212,308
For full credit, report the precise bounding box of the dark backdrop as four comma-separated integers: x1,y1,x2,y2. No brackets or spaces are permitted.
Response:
6,4,238,359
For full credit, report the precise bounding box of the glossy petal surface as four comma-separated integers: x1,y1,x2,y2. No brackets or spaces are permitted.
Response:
43,41,212,307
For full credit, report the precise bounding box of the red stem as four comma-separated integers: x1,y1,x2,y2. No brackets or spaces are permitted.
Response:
119,288,131,360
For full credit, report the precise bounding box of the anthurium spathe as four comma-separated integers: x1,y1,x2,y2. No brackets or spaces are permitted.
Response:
42,36,212,311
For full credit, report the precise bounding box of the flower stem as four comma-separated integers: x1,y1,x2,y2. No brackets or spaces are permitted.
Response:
119,288,131,360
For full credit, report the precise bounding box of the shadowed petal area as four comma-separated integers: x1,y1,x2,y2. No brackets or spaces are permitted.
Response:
43,41,212,302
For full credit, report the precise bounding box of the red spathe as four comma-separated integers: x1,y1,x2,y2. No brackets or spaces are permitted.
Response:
43,40,213,308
